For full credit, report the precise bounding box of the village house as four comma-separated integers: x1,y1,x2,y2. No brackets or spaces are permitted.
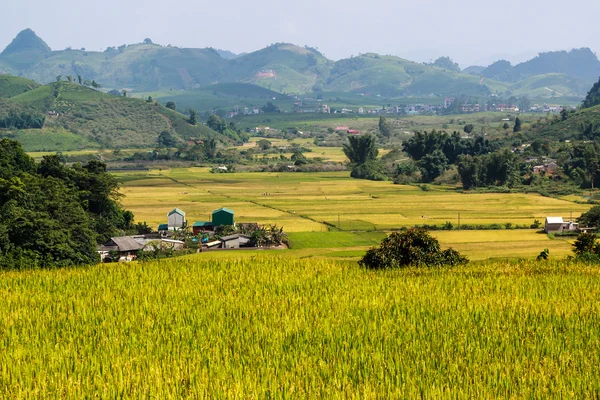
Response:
167,208,186,230
98,237,144,262
544,217,579,234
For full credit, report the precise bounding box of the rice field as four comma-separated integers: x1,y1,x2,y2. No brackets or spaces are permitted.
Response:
1,256,599,397
117,168,589,260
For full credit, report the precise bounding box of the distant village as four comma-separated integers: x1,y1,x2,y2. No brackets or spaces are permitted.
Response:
225,96,574,118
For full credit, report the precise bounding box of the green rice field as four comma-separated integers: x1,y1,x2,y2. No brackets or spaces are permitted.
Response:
117,168,589,261
1,257,599,397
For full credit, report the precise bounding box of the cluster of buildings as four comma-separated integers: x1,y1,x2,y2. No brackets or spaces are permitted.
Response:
544,217,579,234
98,207,256,262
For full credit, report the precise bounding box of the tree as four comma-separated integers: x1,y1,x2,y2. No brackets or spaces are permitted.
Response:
291,151,308,166
165,101,176,110
91,81,100,89
431,56,461,72
418,150,449,183
207,114,226,133
378,116,393,138
187,109,197,125
147,96,153,103
578,205,600,228
503,122,510,129
56,75,62,82
518,96,531,113
513,117,522,132
560,108,569,121
343,134,378,165
122,90,127,97
537,248,549,261
143,38,153,44
0,140,135,269
572,232,600,257
157,131,177,148
77,75,82,85
256,139,272,150
359,229,468,269
463,124,474,134
66,75,73,82
582,77,600,109
261,102,279,113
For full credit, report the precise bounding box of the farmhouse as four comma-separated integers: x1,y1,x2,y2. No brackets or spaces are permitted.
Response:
98,237,144,262
544,217,579,233
212,207,235,227
220,234,241,249
192,221,213,234
167,208,186,229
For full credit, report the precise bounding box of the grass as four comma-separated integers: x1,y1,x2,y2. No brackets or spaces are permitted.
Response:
4,82,219,148
0,74,40,98
116,168,590,260
1,256,599,397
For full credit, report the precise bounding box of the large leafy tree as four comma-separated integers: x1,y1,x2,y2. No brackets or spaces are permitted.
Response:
359,229,468,269
378,116,393,138
343,134,378,165
0,140,134,268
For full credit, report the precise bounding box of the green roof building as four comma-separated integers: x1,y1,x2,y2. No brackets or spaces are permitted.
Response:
212,207,234,227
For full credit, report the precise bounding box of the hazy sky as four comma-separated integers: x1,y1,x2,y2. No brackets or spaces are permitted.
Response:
2,0,600,67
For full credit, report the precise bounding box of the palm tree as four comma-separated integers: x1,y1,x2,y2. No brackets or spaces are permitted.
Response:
343,134,378,165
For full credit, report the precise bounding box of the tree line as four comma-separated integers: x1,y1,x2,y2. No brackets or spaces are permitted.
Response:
0,139,137,269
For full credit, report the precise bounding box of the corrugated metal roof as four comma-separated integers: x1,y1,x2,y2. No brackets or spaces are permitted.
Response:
545,217,564,224
193,221,213,227
161,239,185,244
212,207,234,215
168,208,186,217
220,234,240,241
108,237,144,252
158,224,168,230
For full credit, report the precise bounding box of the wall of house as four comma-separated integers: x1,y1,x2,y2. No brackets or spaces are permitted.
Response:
222,239,240,249
168,213,185,228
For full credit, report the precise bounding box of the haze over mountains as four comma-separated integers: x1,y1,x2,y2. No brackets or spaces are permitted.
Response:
1,29,600,98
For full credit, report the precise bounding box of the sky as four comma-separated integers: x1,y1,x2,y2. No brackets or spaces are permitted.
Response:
2,0,600,67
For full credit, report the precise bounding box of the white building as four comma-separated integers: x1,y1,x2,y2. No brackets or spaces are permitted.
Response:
168,208,186,229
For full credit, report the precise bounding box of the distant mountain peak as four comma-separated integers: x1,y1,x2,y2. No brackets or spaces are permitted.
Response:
1,29,51,56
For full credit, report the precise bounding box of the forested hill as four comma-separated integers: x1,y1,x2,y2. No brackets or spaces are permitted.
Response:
2,29,599,98
0,79,228,149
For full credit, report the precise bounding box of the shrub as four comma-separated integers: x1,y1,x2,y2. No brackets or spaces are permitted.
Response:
359,229,468,269
573,232,600,257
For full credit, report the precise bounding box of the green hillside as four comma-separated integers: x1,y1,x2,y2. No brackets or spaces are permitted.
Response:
1,82,219,150
0,29,51,71
507,73,590,98
153,83,291,112
222,43,332,93
325,54,507,97
535,104,600,141
0,29,597,100
0,74,40,98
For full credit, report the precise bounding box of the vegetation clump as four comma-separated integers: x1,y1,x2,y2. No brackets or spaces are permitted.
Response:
0,139,134,269
359,228,468,269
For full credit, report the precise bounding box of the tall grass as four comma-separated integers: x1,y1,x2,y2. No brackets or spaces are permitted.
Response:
0,257,599,397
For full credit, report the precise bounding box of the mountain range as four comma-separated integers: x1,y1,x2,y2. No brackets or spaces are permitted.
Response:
1,29,600,98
